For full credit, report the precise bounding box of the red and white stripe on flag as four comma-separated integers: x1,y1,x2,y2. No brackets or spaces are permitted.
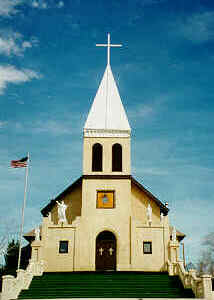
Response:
11,156,28,168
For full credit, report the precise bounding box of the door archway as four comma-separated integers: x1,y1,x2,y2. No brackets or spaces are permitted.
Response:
96,231,116,271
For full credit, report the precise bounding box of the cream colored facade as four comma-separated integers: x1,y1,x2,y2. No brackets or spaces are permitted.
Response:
26,53,181,273
37,176,171,272
29,129,174,272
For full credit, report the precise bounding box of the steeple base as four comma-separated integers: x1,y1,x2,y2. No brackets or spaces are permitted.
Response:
84,129,130,138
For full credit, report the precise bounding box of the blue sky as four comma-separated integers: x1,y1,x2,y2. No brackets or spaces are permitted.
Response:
0,0,214,264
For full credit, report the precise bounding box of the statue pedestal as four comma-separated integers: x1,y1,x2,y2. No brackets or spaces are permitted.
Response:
31,240,42,262
169,240,180,264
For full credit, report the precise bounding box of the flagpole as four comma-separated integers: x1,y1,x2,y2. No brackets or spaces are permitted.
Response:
17,152,29,270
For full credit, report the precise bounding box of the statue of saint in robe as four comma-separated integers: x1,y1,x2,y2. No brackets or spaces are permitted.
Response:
35,227,40,241
56,200,67,223
146,203,152,223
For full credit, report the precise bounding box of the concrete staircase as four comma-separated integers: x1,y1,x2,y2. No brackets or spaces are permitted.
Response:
18,272,195,298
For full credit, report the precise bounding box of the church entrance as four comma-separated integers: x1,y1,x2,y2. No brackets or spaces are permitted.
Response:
96,231,116,271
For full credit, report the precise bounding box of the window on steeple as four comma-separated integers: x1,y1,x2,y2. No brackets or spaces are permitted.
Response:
112,143,122,172
92,143,103,171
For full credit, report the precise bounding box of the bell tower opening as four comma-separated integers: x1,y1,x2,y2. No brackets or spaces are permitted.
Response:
96,231,116,271
92,143,103,172
112,143,122,172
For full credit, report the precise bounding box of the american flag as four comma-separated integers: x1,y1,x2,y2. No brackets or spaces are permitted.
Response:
11,156,28,168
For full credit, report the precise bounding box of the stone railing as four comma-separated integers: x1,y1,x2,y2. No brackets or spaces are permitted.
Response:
167,260,212,299
1,259,44,300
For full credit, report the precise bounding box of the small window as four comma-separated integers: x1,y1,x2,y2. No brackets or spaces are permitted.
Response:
59,241,68,253
143,241,152,254
97,191,115,209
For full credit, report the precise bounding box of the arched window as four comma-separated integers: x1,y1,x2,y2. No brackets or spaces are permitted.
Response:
112,143,122,172
92,143,103,171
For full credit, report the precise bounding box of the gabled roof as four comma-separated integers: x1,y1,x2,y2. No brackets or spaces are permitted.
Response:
41,175,169,217
41,176,82,217
84,64,131,137
131,177,169,215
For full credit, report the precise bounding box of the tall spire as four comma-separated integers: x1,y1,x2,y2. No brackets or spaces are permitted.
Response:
84,34,131,137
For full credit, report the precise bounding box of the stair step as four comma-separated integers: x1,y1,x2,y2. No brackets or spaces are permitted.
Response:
18,272,195,299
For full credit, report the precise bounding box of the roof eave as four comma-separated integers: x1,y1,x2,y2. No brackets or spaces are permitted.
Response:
131,176,169,215
41,176,83,217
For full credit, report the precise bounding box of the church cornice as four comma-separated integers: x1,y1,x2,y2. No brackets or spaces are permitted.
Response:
83,175,131,180
83,129,131,138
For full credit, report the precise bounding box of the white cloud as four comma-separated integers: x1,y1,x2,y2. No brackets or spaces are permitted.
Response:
0,65,40,95
33,120,71,135
0,121,7,128
128,94,169,125
129,105,154,119
30,36,39,46
0,0,63,16
31,1,48,9
58,1,64,8
176,11,214,43
13,117,82,136
32,1,39,8
31,0,64,10
41,2,47,9
139,167,169,176
0,0,23,16
0,37,20,56
17,100,25,105
0,33,37,56
22,41,32,49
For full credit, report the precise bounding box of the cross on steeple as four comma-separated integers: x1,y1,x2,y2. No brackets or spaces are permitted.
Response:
84,34,131,136
96,33,122,66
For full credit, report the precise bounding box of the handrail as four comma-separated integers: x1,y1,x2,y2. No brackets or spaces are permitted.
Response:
1,260,44,300
167,260,211,299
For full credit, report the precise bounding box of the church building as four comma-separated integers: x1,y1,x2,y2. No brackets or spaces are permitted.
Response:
26,34,182,273
4,34,213,300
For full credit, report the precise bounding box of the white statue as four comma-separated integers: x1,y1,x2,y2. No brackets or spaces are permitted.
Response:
56,200,67,223
146,203,152,223
160,212,164,223
172,226,177,242
35,227,40,241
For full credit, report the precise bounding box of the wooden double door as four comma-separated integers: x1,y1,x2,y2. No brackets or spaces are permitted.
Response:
96,231,116,271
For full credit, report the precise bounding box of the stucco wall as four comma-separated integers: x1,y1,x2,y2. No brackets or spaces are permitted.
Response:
42,224,76,272
51,184,82,225
42,184,82,272
131,223,169,271
131,182,161,224
40,177,170,272
74,178,132,271
130,183,170,271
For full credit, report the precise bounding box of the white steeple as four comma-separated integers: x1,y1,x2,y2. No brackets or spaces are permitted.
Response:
84,34,131,138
